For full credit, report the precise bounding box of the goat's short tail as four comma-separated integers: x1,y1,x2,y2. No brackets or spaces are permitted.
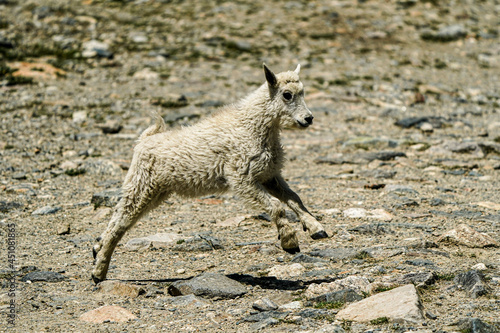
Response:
139,110,167,140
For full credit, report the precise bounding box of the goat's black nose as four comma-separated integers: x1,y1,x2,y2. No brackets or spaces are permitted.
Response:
304,116,314,124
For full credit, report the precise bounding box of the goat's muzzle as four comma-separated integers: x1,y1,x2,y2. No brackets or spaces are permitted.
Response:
297,115,313,128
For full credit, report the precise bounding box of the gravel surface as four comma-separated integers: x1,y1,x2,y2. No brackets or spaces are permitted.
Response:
1,0,499,332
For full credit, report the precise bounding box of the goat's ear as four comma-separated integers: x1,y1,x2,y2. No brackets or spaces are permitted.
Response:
294,64,301,75
263,63,277,88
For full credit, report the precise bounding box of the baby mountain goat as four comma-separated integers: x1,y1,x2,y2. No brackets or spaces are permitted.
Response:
92,64,328,283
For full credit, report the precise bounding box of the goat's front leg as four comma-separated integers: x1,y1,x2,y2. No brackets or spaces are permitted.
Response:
263,176,328,240
231,177,300,254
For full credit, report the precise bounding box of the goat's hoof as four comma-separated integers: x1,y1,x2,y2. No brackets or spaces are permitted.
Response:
283,246,300,254
92,247,98,260
91,273,104,284
311,230,328,240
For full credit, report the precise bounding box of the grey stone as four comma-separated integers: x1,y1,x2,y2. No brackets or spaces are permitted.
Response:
91,188,122,208
12,172,27,179
244,310,288,322
32,206,61,215
336,284,425,324
309,288,363,304
297,308,333,319
458,318,500,333
454,270,491,298
349,223,390,235
249,317,279,331
385,184,418,195
359,151,406,162
395,116,449,129
429,140,483,157
308,247,360,260
0,201,23,213
124,237,152,251
404,259,435,267
291,253,328,263
421,25,468,42
396,272,438,288
252,297,278,312
21,271,66,283
173,235,224,252
168,272,246,299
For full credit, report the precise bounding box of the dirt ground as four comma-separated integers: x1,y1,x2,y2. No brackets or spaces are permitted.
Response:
1,0,499,332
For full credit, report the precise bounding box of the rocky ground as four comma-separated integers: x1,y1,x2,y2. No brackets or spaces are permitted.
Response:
1,0,500,332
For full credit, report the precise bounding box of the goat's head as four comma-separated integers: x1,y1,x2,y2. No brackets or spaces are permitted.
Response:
263,64,313,129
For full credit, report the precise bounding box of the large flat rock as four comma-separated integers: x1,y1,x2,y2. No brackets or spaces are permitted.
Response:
336,284,424,324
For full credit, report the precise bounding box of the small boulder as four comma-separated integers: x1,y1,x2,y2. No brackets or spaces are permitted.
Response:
454,270,491,298
32,206,61,216
252,297,279,312
97,281,145,298
458,318,500,333
168,272,246,299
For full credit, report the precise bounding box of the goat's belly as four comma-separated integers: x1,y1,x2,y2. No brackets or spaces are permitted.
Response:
173,174,229,198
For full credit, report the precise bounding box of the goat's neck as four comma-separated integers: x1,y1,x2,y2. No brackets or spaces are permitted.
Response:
240,85,282,148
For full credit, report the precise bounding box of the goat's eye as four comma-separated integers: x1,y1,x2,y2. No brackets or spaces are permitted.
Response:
283,92,293,101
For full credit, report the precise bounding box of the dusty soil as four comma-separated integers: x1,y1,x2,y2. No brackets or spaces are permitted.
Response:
1,0,499,332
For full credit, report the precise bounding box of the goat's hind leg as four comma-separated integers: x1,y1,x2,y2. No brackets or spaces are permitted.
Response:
91,204,133,283
92,186,169,283
263,177,328,240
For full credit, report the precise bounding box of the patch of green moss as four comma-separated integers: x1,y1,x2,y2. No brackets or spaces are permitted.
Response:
370,316,389,325
372,285,396,293
436,272,455,281
314,301,344,309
